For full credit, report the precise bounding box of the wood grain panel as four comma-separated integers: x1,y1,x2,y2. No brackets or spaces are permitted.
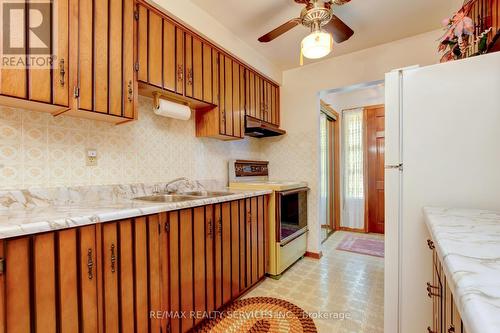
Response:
239,200,246,290
255,76,261,121
249,71,255,117
118,220,135,333
79,225,98,333
163,20,176,92
122,0,135,118
257,196,265,279
212,52,219,106
251,197,258,284
34,233,57,333
214,204,222,309
148,11,163,87
264,196,269,273
57,229,79,333
175,28,184,95
192,38,203,101
137,5,148,82
30,65,51,103
94,0,109,113
78,0,93,110
159,213,170,333
218,54,226,135
224,57,233,137
205,205,215,314
271,85,276,125
53,0,69,106
0,241,3,333
239,66,245,136
221,202,232,305
5,237,30,333
184,34,193,98
231,201,240,297
232,62,241,138
102,222,119,333
245,198,252,287
108,0,123,116
193,207,206,326
202,44,213,103
134,217,148,333
179,209,194,332
148,214,161,333
168,211,180,333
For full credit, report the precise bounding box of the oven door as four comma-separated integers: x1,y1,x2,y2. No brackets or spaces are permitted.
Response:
276,187,309,246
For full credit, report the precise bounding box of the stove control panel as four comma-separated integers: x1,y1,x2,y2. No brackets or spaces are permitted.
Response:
233,160,269,178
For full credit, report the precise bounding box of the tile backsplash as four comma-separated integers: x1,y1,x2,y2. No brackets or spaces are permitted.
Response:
0,96,262,189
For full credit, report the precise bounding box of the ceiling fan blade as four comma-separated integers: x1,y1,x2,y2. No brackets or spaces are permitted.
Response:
324,14,354,43
258,18,302,43
294,0,310,4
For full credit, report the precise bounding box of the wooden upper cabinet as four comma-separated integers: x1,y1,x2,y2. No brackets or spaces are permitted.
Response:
244,69,280,127
0,0,70,113
72,0,137,123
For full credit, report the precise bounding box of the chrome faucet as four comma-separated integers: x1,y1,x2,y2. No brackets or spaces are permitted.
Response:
152,184,161,195
164,177,190,194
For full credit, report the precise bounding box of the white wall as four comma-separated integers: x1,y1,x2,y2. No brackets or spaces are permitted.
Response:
148,0,282,83
261,29,442,254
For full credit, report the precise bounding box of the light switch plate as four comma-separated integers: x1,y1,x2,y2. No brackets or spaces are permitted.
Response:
86,149,98,166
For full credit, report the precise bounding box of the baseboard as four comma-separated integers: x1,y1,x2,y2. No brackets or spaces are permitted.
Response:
304,251,323,259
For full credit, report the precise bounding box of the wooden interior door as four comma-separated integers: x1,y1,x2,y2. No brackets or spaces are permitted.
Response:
366,105,385,234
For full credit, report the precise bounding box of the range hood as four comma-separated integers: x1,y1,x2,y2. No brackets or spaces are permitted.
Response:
245,116,286,138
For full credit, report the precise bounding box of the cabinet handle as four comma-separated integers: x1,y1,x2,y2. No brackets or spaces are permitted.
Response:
427,282,438,289
427,289,440,298
208,219,213,238
427,239,435,250
187,68,193,86
127,80,133,102
426,282,440,297
448,325,455,333
177,65,184,82
110,243,116,273
87,248,94,280
59,58,66,87
427,327,436,333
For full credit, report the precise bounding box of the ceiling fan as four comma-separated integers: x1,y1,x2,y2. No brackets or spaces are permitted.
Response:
258,0,354,61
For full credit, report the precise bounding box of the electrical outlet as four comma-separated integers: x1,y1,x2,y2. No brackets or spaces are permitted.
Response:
86,149,98,166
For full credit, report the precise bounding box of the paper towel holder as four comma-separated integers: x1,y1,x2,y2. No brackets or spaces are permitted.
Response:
152,91,189,110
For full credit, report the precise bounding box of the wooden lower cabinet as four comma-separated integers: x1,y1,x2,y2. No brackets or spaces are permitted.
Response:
427,239,467,333
0,196,268,333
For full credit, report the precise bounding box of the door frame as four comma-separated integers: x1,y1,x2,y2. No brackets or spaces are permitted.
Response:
320,100,340,233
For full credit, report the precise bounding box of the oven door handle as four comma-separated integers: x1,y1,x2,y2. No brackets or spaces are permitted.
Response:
280,227,309,247
276,187,310,196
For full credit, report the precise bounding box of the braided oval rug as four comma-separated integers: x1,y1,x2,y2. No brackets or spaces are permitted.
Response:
195,297,317,333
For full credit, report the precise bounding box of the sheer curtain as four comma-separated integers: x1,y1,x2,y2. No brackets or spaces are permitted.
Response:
342,108,365,229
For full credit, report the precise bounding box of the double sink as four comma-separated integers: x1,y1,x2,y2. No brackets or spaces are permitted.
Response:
134,191,234,203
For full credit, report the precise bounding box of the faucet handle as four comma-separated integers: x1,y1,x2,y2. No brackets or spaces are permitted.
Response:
152,184,160,194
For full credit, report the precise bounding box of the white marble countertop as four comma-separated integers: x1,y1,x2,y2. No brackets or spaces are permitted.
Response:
0,183,271,239
423,207,500,333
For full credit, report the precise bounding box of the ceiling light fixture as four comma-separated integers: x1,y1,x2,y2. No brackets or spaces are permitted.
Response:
301,29,333,59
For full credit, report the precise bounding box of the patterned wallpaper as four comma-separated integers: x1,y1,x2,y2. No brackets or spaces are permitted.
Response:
0,96,262,190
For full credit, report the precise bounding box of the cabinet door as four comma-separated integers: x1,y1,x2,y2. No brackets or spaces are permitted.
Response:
148,10,164,87
218,54,226,136
205,205,215,314
0,0,69,107
167,211,181,333
231,201,241,297
176,28,185,95
255,76,262,121
179,209,194,332
77,0,135,119
118,220,135,333
257,196,266,279
221,202,232,305
202,44,213,104
239,200,247,291
163,19,176,92
101,222,120,333
271,85,278,126
224,57,234,137
214,204,223,308
245,69,256,118
239,65,246,136
193,207,206,326
192,38,204,101
184,33,193,98
232,61,242,138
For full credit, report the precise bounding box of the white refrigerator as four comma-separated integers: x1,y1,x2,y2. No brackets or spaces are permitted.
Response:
384,52,500,333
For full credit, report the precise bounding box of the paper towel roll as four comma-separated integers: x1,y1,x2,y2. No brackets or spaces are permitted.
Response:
153,98,191,120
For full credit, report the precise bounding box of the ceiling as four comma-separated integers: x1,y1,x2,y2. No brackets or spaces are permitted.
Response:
191,0,463,70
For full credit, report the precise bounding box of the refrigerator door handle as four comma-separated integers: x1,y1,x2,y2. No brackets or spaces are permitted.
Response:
385,163,403,171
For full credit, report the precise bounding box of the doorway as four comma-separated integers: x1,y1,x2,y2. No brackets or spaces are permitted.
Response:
319,101,340,242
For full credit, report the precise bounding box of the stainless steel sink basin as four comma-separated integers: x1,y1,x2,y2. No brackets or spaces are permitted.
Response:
133,194,200,203
180,191,234,197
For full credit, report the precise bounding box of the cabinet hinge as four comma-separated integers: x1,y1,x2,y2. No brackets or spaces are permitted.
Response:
134,62,140,72
0,258,4,275
165,222,170,232
73,86,80,98
134,10,139,20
